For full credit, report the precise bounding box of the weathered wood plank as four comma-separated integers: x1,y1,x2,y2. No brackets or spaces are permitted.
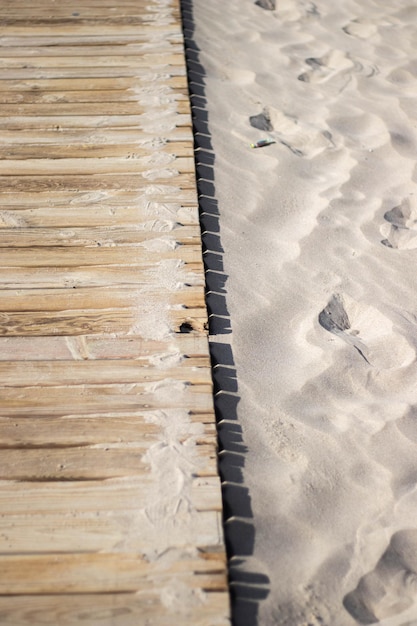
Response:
0,244,202,266
0,308,138,336
0,75,188,91
0,88,189,105
0,333,211,360
0,66,181,92
0,140,193,159
0,155,194,175
0,415,217,447
0,508,223,554
0,54,185,69
0,443,218,480
0,209,197,229
0,2,178,12
0,0,179,6
0,245,202,266
0,129,193,147
0,225,201,246
0,476,224,515
0,0,175,4
0,384,215,416
0,202,200,228
0,186,198,203
0,7,181,20
0,65,186,78
0,1,178,6
0,112,190,129
0,172,195,191
0,44,184,57
0,447,152,480
0,31,184,47
0,15,183,27
0,100,190,116
0,552,227,595
0,307,208,336
0,22,184,37
0,284,205,309
0,593,231,626
0,360,213,386
0,265,205,289
0,416,163,446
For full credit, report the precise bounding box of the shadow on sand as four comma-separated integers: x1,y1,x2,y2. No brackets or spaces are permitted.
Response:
180,2,271,624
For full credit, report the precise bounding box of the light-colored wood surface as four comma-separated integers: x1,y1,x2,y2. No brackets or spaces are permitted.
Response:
0,1,230,624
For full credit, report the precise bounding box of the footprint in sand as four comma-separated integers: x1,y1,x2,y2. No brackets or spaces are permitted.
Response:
381,197,417,250
298,49,356,87
344,529,417,624
249,106,333,158
319,293,415,369
254,0,275,9
342,19,379,39
298,49,378,88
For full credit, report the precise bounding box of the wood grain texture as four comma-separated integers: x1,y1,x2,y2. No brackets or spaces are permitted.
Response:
0,0,230,623
0,593,231,626
0,477,223,515
0,552,227,594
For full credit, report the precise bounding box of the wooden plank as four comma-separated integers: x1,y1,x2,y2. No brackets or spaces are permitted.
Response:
0,54,185,69
0,75,188,91
0,0,176,5
0,308,208,337
0,141,193,158
0,284,205,309
0,444,218,480
0,0,179,6
0,384,215,416
0,100,190,116
0,552,227,595
0,477,224,515
0,25,184,38
0,447,152,480
0,209,198,229
0,32,184,47
0,112,190,129
0,333,211,360
0,415,217,447
0,65,187,78
0,225,201,246
0,88,189,104
0,127,193,144
0,361,213,387
0,45,185,58
0,14,183,26
0,1,178,7
0,7,181,19
0,203,200,228
0,173,195,191
0,508,223,554
0,308,138,336
0,155,194,174
0,244,202,266
0,265,205,289
0,593,231,626
0,3,179,13
0,415,163,446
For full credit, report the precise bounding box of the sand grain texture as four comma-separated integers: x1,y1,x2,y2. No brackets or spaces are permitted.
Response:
191,0,417,624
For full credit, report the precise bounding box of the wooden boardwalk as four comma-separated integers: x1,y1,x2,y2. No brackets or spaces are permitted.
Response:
0,1,230,624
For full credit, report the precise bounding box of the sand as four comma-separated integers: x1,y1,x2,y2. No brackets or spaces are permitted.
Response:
185,0,417,624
